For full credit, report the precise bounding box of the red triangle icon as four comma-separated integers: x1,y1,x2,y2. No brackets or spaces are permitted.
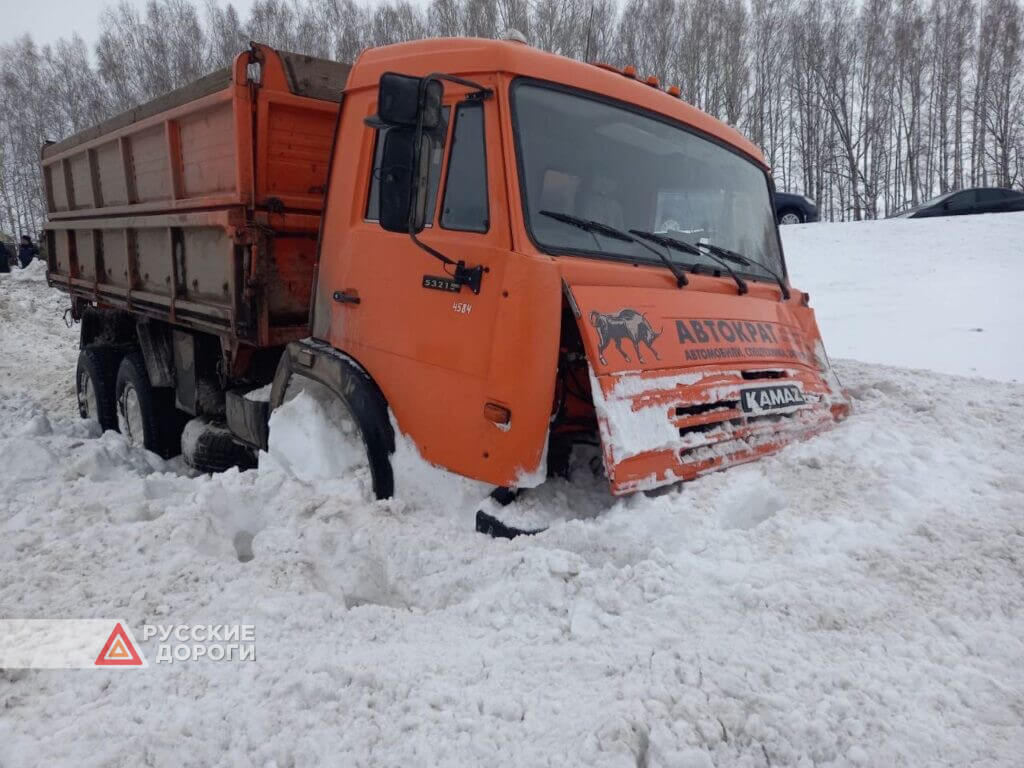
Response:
95,622,144,666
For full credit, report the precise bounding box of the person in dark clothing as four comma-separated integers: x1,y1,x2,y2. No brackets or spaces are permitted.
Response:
0,240,11,273
18,235,39,268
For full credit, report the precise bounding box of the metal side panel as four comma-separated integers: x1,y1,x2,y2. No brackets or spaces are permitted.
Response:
41,67,233,160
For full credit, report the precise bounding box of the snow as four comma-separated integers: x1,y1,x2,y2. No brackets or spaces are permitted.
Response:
1,216,1023,766
262,379,372,483
180,417,233,462
589,363,683,462
783,211,1024,382
388,414,493,521
243,383,272,402
261,381,493,518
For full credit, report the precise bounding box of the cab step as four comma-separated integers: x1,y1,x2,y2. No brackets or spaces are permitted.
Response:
474,488,547,539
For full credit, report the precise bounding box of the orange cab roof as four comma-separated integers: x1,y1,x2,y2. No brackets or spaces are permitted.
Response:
348,37,768,169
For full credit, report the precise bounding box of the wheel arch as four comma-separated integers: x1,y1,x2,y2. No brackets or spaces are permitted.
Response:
270,339,396,498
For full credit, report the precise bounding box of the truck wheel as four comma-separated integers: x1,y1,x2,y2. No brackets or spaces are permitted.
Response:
182,418,256,473
76,346,121,431
115,350,185,459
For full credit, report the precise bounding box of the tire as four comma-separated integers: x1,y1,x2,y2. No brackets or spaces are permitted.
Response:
272,350,395,499
182,418,256,473
76,346,122,432
778,208,804,225
115,350,186,458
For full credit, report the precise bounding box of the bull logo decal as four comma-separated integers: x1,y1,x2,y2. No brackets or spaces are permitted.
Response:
589,309,662,365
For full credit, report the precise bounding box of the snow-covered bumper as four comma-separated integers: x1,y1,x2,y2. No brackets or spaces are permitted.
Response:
570,283,851,495
590,355,848,494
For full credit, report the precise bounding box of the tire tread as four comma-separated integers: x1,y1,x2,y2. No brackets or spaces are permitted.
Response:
115,349,186,458
76,345,123,431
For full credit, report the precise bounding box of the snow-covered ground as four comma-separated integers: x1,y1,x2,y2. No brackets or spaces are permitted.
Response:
1,214,1023,767
784,212,1024,382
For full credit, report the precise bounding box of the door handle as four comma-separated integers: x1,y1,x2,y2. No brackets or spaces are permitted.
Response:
332,290,360,305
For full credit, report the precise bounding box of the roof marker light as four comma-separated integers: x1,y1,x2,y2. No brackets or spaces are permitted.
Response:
667,85,682,97
622,65,637,78
503,29,529,44
646,75,660,88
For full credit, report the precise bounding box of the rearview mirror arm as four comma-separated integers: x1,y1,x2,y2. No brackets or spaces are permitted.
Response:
426,73,493,101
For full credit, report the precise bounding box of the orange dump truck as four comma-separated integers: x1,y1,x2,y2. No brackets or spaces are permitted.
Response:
44,39,849,534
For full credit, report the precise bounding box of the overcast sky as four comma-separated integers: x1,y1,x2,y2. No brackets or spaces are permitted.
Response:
1,0,258,48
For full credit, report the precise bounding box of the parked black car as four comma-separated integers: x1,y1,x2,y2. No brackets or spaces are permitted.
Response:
894,187,1024,218
774,191,819,225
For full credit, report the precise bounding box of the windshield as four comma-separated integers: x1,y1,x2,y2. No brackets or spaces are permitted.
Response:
511,82,784,278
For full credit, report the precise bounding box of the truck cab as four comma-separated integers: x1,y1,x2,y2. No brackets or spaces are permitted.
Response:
288,37,849,498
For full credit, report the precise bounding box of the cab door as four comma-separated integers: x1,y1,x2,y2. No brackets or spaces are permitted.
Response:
325,77,560,487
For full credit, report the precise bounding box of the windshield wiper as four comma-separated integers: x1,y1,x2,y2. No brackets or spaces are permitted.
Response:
540,210,631,242
539,210,688,288
695,241,790,300
630,230,747,295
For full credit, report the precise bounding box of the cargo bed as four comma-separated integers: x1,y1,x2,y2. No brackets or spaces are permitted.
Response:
43,45,349,351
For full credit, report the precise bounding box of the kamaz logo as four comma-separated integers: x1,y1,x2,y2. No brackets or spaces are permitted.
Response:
741,385,805,413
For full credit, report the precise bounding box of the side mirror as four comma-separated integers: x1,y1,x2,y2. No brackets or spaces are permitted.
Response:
378,128,436,233
372,73,445,234
376,72,443,132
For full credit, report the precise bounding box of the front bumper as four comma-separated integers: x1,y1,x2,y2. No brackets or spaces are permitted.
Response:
590,360,849,494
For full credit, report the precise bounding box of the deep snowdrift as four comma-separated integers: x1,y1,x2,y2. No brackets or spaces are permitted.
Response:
1,217,1023,767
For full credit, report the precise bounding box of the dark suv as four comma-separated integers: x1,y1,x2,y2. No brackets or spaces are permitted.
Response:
894,187,1024,218
774,191,819,225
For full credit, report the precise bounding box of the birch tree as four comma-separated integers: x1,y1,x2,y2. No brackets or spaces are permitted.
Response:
1,0,1023,233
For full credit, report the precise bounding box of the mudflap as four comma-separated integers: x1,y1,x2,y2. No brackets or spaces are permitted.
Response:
225,388,270,449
